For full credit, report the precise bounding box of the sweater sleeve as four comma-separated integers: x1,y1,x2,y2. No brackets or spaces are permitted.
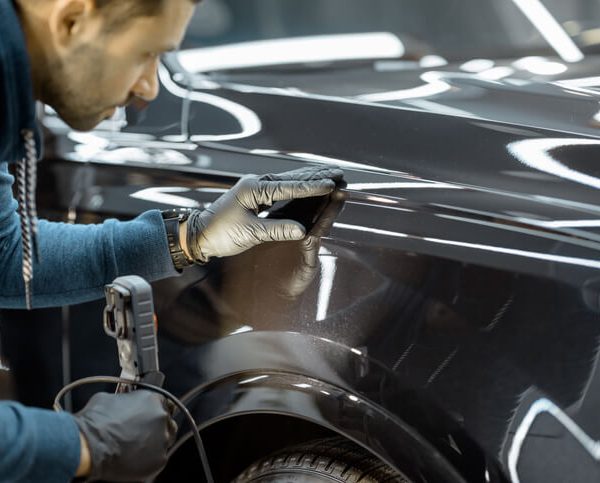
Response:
0,402,80,482
0,162,179,309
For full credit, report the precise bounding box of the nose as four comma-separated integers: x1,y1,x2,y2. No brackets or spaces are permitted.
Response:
131,58,160,102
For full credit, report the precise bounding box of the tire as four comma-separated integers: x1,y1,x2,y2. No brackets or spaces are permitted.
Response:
233,436,414,483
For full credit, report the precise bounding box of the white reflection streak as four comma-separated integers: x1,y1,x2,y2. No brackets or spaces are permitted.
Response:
68,131,198,153
347,182,460,190
334,223,600,269
69,132,109,158
508,138,600,189
239,375,269,385
476,66,515,80
555,76,600,96
358,73,451,102
229,325,253,335
512,56,567,75
287,152,391,174
334,223,409,239
158,65,262,141
316,247,336,322
508,398,600,483
177,33,405,72
542,219,600,228
293,383,312,389
511,0,584,62
356,68,513,103
130,187,200,208
557,76,600,88
403,99,475,118
423,236,600,269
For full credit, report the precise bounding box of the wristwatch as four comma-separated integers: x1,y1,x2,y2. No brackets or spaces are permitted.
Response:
161,209,193,271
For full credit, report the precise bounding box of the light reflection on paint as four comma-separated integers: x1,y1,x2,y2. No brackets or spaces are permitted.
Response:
508,138,600,190
512,56,567,76
419,55,448,68
159,65,262,142
476,66,515,80
347,182,461,190
67,131,198,163
334,223,409,239
178,32,405,73
365,196,402,205
334,223,600,270
250,149,281,156
461,59,495,73
510,0,584,62
286,152,391,174
316,247,336,322
555,76,600,96
508,398,600,483
239,375,269,385
357,67,516,103
357,71,451,102
293,383,313,389
422,236,600,269
229,325,254,335
541,220,600,228
130,187,200,208
403,99,476,118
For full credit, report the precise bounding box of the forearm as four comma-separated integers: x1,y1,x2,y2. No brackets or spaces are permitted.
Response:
0,210,178,308
0,402,80,482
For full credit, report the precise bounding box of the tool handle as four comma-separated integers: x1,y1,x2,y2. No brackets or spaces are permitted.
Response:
104,276,162,393
141,371,165,388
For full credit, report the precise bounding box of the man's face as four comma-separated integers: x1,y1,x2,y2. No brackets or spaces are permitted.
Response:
42,1,195,131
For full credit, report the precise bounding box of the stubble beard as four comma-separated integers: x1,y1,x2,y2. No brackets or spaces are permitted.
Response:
41,45,110,132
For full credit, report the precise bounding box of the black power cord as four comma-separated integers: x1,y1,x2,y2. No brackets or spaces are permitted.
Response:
53,376,214,483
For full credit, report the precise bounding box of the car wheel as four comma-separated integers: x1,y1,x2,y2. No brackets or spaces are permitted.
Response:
232,437,414,483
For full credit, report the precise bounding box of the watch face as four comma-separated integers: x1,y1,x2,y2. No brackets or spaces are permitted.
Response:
161,208,193,220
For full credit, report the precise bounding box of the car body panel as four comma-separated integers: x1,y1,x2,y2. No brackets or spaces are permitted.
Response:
22,49,600,482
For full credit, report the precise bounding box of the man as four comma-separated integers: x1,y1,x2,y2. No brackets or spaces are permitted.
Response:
0,0,343,481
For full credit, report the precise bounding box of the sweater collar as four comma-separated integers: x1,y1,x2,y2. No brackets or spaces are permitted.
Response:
0,0,38,163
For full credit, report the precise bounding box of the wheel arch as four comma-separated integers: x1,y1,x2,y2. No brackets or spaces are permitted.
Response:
160,370,468,483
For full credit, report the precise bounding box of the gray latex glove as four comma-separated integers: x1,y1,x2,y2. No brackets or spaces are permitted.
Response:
186,166,344,263
74,390,177,482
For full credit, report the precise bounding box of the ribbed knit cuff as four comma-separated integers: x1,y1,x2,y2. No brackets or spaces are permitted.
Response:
111,210,179,281
22,406,81,482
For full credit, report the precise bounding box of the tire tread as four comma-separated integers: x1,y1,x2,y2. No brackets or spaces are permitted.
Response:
233,437,413,483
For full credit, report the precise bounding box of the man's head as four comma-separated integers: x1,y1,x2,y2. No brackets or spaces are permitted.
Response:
17,0,199,131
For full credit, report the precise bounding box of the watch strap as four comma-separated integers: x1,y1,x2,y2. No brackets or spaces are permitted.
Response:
162,213,193,271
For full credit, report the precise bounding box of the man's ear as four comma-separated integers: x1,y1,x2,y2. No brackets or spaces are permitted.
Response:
48,0,97,49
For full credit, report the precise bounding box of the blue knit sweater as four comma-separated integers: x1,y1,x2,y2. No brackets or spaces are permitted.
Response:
0,1,178,480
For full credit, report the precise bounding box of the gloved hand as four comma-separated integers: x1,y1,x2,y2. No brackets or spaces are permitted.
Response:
74,390,177,482
185,166,344,263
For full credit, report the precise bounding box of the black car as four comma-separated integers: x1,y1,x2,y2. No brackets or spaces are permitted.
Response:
3,0,600,481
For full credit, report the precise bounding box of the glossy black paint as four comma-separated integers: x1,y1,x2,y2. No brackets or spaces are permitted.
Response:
17,53,600,481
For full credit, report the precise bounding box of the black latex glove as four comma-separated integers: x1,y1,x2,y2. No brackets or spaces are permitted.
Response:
186,166,344,263
74,390,177,482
